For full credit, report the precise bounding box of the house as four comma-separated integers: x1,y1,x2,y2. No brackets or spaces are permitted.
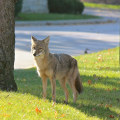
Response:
22,0,49,13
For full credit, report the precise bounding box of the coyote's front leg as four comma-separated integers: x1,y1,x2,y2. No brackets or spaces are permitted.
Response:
50,78,56,102
41,76,47,99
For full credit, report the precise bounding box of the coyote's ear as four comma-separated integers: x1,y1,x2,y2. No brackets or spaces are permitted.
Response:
43,36,50,44
31,36,37,44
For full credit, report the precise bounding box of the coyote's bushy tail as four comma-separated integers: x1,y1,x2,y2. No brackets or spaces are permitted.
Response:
75,73,83,94
70,58,83,94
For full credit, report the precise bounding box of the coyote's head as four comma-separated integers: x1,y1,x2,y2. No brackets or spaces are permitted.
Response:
31,36,50,58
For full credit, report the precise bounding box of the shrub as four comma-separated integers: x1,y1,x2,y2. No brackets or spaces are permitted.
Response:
15,0,23,17
48,0,84,14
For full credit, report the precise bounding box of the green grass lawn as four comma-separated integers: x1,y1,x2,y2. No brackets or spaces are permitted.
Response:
0,47,120,120
16,13,99,21
84,2,120,10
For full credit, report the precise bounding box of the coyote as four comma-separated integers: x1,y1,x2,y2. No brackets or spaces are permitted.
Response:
31,36,83,103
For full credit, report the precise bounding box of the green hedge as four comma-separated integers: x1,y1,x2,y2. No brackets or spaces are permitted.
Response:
48,0,84,14
15,0,23,17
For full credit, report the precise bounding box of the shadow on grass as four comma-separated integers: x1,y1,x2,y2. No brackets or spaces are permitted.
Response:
80,66,120,72
14,68,120,120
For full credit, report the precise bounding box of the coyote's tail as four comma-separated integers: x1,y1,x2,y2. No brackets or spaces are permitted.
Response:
75,73,83,94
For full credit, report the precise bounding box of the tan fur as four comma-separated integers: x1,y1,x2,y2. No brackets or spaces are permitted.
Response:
31,36,83,103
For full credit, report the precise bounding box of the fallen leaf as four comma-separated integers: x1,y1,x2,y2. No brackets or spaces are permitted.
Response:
109,104,112,107
108,49,110,52
8,102,11,105
98,55,102,62
88,80,92,85
113,88,116,91
106,88,111,91
108,49,111,55
105,104,112,108
55,111,58,118
3,114,10,117
92,108,96,111
35,107,42,113
109,115,114,118
61,114,65,117
52,102,56,107
106,67,110,69
97,103,103,107
105,104,109,108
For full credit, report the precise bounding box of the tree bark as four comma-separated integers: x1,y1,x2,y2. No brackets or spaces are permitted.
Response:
0,0,17,91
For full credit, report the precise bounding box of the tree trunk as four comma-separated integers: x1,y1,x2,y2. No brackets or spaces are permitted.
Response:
0,0,17,91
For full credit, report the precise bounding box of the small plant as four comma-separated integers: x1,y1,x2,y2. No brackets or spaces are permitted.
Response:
15,0,23,17
48,0,84,14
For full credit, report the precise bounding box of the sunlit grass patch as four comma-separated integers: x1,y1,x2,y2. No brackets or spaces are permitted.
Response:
0,47,120,120
84,2,120,10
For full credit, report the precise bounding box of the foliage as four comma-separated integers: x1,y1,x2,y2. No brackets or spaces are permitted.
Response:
0,47,120,120
48,0,84,14
15,0,23,17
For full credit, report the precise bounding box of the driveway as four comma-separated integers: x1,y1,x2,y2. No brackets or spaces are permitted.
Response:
15,8,119,69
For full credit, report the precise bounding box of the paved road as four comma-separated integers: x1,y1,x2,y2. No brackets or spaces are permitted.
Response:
15,8,120,69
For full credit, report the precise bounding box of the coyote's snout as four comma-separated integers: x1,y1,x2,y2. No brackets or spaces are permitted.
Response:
31,36,83,103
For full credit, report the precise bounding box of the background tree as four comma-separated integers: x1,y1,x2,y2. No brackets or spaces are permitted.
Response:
0,0,17,91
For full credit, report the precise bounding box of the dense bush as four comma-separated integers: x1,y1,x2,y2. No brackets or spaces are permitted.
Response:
15,0,23,17
48,0,84,14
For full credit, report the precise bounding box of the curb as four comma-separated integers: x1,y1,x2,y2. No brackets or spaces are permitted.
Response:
15,18,116,26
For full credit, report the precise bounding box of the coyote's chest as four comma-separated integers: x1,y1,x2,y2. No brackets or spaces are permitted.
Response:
35,58,53,78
